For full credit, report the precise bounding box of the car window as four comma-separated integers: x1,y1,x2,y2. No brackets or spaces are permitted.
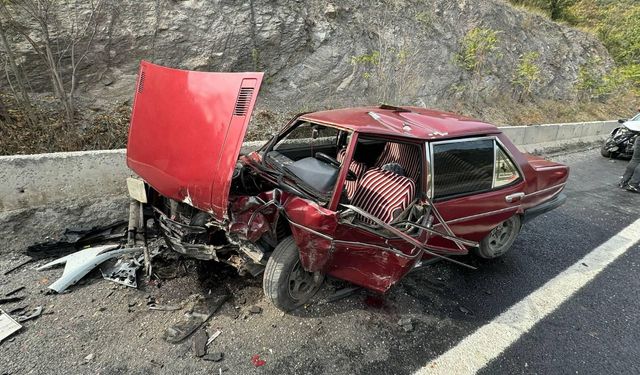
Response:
432,139,522,199
273,122,340,153
494,146,520,188
432,139,494,198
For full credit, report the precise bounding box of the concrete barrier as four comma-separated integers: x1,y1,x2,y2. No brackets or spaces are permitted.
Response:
0,120,618,213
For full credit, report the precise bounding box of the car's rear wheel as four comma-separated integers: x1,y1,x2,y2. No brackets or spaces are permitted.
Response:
263,236,324,311
476,215,521,259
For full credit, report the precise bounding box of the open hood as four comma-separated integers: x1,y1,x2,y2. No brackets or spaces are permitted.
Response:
127,61,263,220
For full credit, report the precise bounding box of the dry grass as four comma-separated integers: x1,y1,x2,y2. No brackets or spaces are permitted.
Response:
1,92,637,155
0,100,130,155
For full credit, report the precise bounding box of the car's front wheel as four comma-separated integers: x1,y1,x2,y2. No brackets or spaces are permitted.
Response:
600,141,613,158
475,215,521,259
263,236,324,311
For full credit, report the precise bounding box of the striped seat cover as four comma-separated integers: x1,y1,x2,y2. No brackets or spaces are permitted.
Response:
350,168,416,224
337,148,368,199
374,142,422,181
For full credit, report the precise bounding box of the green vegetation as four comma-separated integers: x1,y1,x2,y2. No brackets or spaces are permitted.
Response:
512,51,543,101
454,27,501,74
510,0,577,21
510,0,640,96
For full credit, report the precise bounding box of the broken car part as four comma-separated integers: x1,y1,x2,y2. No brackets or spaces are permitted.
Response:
3,259,33,276
4,287,25,297
206,330,221,347
0,310,22,343
163,293,229,344
27,221,127,259
0,296,25,305
100,257,142,288
15,306,43,323
37,245,143,293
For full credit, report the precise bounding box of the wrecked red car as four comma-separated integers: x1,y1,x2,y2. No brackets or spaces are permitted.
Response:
126,61,569,311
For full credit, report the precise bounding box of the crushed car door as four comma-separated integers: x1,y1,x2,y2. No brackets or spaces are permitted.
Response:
127,61,263,220
329,204,476,293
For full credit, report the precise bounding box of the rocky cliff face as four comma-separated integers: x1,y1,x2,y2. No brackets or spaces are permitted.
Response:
5,0,612,129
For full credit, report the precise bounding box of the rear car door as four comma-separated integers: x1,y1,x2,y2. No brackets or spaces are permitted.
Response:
427,137,525,253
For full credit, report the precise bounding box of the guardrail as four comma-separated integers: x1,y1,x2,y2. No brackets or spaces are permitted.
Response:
0,120,617,213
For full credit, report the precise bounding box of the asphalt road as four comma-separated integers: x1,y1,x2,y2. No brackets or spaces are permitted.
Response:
1,147,639,375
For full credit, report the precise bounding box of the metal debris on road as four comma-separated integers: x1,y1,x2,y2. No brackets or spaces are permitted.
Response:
0,296,25,305
206,330,222,347
4,287,25,297
15,306,43,323
148,304,181,311
192,329,208,357
27,221,127,259
36,245,143,293
100,256,142,288
163,293,229,344
3,259,33,276
0,310,22,343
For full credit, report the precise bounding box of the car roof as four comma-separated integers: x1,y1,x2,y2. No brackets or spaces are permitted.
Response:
300,105,500,141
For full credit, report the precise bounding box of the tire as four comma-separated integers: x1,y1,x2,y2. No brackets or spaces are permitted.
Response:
600,142,612,158
263,236,324,311
475,215,521,259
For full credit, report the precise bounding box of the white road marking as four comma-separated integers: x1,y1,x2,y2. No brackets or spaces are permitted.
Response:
416,218,640,375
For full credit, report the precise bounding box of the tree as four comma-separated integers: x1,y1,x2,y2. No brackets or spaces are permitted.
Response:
0,0,103,122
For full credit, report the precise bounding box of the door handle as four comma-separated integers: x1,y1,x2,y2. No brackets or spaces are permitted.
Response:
505,192,524,203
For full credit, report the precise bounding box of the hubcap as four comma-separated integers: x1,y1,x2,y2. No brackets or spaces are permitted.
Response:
287,260,322,302
487,219,515,256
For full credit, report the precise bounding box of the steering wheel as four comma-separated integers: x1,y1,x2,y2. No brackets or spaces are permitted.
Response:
315,152,358,180
315,152,340,167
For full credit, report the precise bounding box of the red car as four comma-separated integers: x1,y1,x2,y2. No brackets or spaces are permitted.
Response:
127,62,568,311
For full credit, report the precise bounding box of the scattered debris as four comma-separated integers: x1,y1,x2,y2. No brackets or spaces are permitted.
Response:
251,354,266,367
36,245,143,293
203,352,224,362
0,296,25,305
4,286,25,297
27,221,127,259
249,306,262,314
206,330,222,347
100,257,142,288
163,292,229,344
3,259,33,276
148,304,181,311
236,297,247,305
0,310,22,343
192,329,208,357
398,317,413,332
15,306,43,323
84,353,95,362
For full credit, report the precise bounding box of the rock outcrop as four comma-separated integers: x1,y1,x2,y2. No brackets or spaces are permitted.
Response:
3,0,612,124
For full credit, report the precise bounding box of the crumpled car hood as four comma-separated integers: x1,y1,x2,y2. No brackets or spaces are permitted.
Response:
127,61,263,220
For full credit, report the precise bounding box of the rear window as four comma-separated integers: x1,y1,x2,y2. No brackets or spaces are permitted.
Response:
432,139,495,198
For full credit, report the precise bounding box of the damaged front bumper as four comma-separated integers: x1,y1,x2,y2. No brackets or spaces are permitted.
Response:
153,206,266,276
156,212,228,261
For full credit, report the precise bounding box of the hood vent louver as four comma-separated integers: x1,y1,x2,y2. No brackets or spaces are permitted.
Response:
233,87,254,116
137,71,146,93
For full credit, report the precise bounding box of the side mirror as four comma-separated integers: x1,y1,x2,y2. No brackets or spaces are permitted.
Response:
618,119,626,124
